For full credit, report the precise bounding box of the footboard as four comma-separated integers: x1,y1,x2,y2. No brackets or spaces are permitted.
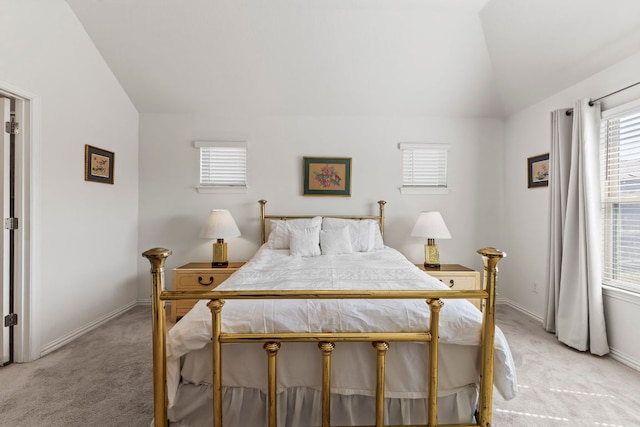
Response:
142,247,505,427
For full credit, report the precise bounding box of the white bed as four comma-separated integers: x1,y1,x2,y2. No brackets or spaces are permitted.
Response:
163,241,517,426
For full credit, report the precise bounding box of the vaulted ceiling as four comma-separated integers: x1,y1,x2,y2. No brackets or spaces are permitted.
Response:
66,0,640,118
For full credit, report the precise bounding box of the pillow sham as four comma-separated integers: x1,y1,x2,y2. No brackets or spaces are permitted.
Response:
322,218,368,252
320,227,354,255
322,218,383,252
369,220,385,250
267,217,322,249
289,226,321,257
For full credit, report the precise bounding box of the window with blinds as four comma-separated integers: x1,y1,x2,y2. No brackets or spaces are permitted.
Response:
399,143,449,194
601,108,640,293
195,141,247,192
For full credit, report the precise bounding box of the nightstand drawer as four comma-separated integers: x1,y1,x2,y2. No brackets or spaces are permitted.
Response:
432,274,477,291
174,271,234,290
171,262,245,322
416,264,482,310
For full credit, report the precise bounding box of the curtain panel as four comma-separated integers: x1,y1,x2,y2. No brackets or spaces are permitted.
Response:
544,99,609,356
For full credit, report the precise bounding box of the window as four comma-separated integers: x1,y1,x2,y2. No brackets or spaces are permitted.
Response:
399,143,449,194
600,104,640,293
195,141,247,193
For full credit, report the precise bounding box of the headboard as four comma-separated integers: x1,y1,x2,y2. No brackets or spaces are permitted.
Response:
258,199,386,244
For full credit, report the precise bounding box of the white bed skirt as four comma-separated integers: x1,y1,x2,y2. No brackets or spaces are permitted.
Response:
168,384,478,427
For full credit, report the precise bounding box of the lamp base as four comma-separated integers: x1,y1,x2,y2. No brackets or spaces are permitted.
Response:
212,239,228,268
424,240,440,270
211,261,229,268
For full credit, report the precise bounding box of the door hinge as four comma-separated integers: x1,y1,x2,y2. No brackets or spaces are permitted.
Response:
4,218,18,230
4,313,17,327
5,119,19,135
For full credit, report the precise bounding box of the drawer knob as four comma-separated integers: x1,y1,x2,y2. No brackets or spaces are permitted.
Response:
198,276,214,286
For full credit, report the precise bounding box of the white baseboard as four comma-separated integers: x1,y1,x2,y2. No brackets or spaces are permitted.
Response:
609,348,640,372
496,297,544,322
40,301,137,357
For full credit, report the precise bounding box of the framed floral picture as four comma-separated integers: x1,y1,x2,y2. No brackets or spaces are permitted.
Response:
85,144,115,184
303,157,351,196
528,153,549,188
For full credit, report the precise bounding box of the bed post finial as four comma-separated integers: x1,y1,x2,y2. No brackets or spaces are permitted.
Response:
259,200,268,244
142,247,172,427
476,247,506,427
142,247,172,272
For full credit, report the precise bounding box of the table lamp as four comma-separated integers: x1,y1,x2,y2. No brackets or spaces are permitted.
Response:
410,211,451,268
200,209,241,267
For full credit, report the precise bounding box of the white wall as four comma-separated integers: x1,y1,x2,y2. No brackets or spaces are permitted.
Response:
502,51,640,369
0,0,139,355
137,114,505,298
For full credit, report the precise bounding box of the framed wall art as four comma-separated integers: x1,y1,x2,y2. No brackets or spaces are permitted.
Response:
85,144,115,184
527,153,549,188
303,157,351,196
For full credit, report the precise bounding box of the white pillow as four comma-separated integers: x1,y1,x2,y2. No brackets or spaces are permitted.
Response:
322,218,383,252
267,217,322,249
320,227,354,255
289,226,321,257
369,220,385,250
322,218,367,251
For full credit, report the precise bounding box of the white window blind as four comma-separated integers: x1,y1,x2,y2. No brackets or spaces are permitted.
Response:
194,141,247,192
399,143,449,194
601,107,640,293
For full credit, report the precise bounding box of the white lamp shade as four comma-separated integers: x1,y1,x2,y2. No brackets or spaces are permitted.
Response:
410,211,451,239
200,209,241,239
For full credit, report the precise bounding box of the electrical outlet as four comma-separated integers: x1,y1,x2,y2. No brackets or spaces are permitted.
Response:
533,281,539,294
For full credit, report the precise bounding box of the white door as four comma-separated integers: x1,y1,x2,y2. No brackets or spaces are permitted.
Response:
0,97,10,365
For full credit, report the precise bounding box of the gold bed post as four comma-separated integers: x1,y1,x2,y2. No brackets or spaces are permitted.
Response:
377,200,386,238
208,300,226,427
318,342,335,427
142,247,172,427
264,342,281,427
372,341,390,427
477,247,506,427
259,199,267,244
427,298,443,427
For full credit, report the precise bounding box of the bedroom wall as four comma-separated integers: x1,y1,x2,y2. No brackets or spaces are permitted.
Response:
501,51,640,369
0,0,139,357
137,114,505,299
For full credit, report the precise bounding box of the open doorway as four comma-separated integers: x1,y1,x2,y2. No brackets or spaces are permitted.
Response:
0,96,15,365
0,84,35,365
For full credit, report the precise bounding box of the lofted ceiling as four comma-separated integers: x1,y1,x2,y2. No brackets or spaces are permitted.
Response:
65,0,640,118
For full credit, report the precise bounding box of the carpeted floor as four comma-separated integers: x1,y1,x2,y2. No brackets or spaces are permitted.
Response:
493,305,640,426
1,304,639,426
0,306,153,427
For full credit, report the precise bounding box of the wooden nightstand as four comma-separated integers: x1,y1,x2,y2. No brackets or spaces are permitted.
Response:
416,264,482,310
171,262,245,322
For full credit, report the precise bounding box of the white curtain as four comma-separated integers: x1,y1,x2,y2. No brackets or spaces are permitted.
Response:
543,99,609,356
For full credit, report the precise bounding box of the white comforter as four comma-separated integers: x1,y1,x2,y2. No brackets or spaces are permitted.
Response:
166,245,517,407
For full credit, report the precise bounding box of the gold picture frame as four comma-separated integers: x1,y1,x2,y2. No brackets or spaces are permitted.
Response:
85,144,114,184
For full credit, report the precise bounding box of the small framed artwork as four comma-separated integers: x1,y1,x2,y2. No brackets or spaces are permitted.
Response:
85,145,114,184
528,153,549,188
303,157,351,196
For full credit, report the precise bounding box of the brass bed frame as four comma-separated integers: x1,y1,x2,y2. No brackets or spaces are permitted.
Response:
143,200,505,427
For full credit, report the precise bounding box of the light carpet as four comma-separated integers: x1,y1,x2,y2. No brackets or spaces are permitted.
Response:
0,306,153,426
1,304,639,426
493,305,640,426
